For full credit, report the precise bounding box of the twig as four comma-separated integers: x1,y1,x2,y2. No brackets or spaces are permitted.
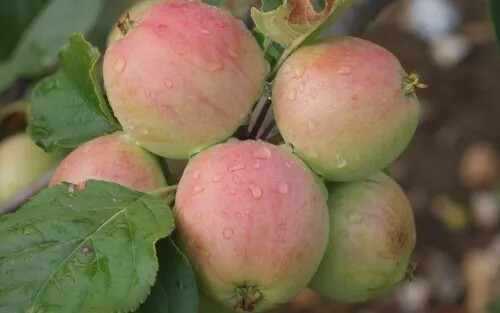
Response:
260,120,276,141
0,168,55,215
249,97,271,139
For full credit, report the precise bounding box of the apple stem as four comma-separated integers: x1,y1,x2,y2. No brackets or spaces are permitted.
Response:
117,13,137,36
403,72,427,95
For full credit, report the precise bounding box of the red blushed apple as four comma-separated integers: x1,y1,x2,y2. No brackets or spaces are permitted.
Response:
103,0,268,159
50,132,166,192
175,140,329,312
273,36,421,182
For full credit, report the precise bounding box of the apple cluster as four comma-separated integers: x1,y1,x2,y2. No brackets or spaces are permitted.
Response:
48,0,422,312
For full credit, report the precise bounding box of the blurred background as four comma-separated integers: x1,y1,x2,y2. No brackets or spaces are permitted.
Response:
1,0,499,313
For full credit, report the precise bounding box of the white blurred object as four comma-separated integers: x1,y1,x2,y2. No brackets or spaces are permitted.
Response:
430,34,471,68
463,249,499,313
423,250,464,305
408,0,460,42
407,0,470,67
395,278,432,313
470,191,500,231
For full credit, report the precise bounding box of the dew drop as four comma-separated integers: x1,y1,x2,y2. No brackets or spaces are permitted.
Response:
232,175,241,184
299,82,305,91
212,174,224,183
193,185,204,195
222,212,229,219
176,278,186,289
293,65,305,78
229,188,237,195
144,89,151,98
223,227,234,239
252,162,261,169
311,88,318,99
382,97,388,104
192,171,201,180
285,161,292,168
206,62,223,71
114,58,127,74
215,20,227,28
337,66,352,75
164,79,173,88
249,185,262,199
347,211,364,224
287,88,297,101
228,164,245,172
277,182,289,194
335,154,347,168
81,246,93,255
197,213,203,219
201,28,211,35
253,146,272,160
278,222,287,231
143,129,150,135
195,15,202,21
307,121,316,130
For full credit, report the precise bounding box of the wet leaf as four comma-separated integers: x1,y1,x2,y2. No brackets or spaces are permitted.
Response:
0,180,175,313
27,33,119,152
0,0,105,93
134,239,198,313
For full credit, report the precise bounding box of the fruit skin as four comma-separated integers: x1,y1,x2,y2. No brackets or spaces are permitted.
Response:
309,172,416,303
199,293,235,313
107,0,165,45
0,133,62,204
272,36,420,182
103,0,268,159
175,140,329,312
50,132,166,192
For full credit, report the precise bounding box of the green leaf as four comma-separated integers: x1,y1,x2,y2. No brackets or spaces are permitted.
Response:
0,0,106,93
262,0,284,12
252,29,285,69
0,180,175,313
202,0,224,6
310,0,326,12
0,0,49,62
490,0,500,46
134,239,198,313
27,33,120,152
251,0,356,77
252,0,354,48
489,299,500,313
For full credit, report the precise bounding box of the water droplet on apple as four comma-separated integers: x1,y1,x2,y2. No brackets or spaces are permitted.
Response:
223,227,234,239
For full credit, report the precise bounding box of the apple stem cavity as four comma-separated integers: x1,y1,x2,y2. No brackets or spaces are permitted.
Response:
234,285,262,312
403,72,428,95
